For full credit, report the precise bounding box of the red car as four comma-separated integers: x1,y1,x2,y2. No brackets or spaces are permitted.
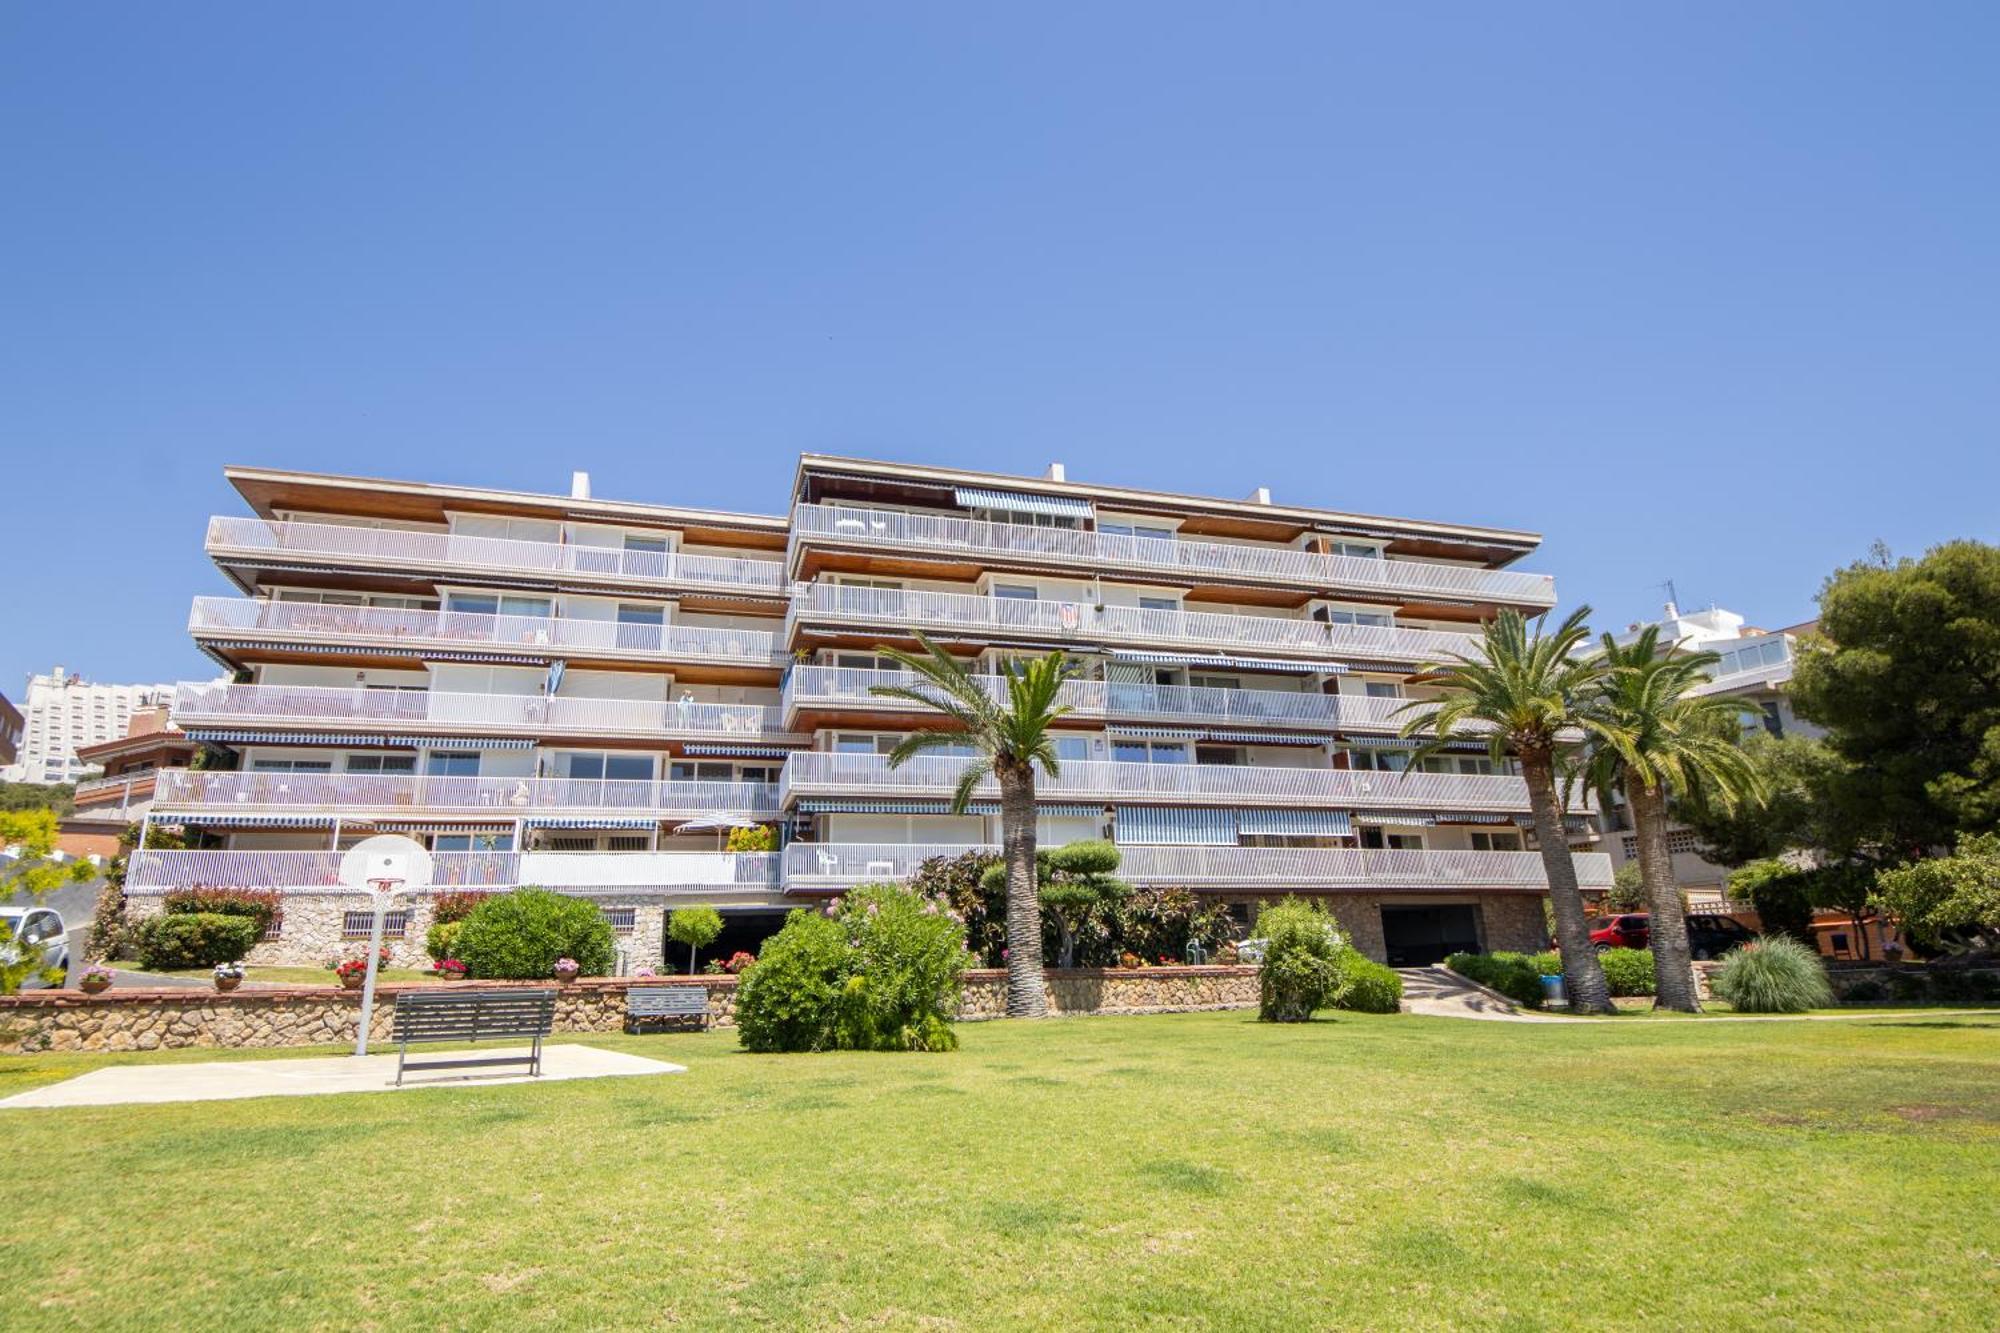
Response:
1589,914,1651,952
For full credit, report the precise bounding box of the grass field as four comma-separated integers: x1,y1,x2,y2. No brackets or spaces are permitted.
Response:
2,1009,1995,1330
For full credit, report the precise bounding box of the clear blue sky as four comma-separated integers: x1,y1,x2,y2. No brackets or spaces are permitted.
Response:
3,4,1994,693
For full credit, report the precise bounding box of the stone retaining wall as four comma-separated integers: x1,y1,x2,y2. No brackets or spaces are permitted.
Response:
0,966,1258,1055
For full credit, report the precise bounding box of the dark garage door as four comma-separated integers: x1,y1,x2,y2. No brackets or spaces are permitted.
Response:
1380,905,1481,967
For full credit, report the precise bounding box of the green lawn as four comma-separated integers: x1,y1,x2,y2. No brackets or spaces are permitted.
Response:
2,1011,1995,1330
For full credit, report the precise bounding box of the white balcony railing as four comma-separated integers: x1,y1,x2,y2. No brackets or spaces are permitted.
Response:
780,752,1586,814
173,681,793,743
208,516,786,596
782,665,1469,735
123,848,781,894
779,842,1612,891
792,503,1557,607
189,596,785,667
153,769,782,819
786,583,1481,666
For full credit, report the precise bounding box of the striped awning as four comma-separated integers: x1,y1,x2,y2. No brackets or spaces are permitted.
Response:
1348,737,1425,750
683,744,794,759
1108,650,1346,675
1434,812,1516,825
406,737,537,750
796,799,1104,817
1203,730,1327,746
676,812,767,831
184,730,393,747
1106,726,1206,741
178,813,347,828
1114,805,1238,846
953,487,1095,519
521,816,659,829
418,651,556,665
1355,814,1437,827
373,821,514,835
1237,809,1352,837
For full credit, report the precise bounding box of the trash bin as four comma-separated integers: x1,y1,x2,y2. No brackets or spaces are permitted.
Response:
1540,974,1567,1007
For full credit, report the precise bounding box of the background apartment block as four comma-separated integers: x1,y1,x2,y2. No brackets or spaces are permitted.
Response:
125,458,1606,968
0,667,176,785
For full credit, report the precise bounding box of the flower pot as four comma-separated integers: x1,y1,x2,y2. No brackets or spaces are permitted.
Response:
553,966,580,985
214,975,243,993
339,973,366,991
79,976,110,995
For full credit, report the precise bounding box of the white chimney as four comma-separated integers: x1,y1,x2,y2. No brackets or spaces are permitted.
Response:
570,471,591,500
1247,486,1272,505
1045,462,1066,483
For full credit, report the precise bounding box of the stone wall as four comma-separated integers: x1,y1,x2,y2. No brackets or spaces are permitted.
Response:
0,966,1255,1055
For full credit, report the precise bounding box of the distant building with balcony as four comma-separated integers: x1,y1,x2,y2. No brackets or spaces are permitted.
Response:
1599,603,1820,901
0,693,22,769
0,667,177,786
68,702,208,827
130,459,1603,969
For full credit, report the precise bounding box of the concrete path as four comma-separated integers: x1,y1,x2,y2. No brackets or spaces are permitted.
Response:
0,1043,684,1109
1398,966,1569,1021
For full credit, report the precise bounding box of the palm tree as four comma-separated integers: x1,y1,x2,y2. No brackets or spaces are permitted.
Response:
1396,607,1618,1014
1579,627,1763,1012
870,635,1075,1017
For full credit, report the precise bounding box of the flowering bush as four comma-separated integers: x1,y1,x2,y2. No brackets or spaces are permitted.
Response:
161,885,282,935
213,961,245,980
722,950,755,974
553,956,580,975
431,958,468,979
430,891,492,925
81,964,115,985
332,957,372,984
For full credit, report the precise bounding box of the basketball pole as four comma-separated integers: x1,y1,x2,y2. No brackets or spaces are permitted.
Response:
354,876,402,1058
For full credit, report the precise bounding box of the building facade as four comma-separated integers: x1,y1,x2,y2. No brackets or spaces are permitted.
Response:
127,459,1606,968
0,668,176,786
69,703,206,827
0,693,22,770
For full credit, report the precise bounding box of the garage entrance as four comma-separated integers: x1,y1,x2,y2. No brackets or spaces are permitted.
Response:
1380,905,1481,967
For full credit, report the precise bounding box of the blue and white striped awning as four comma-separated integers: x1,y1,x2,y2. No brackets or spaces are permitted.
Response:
675,812,768,831
373,821,514,835
1108,651,1346,675
1348,737,1425,750
184,730,393,747
953,487,1095,520
796,798,1104,817
1237,809,1353,837
1355,813,1437,827
683,744,794,759
1107,726,1207,740
1204,730,1328,746
1114,805,1238,845
418,651,556,665
406,737,537,750
1435,812,1516,825
522,815,659,829
178,813,347,828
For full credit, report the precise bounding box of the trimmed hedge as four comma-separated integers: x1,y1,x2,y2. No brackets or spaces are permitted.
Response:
1333,949,1403,1013
1445,951,1546,1008
160,886,281,936
1598,948,1656,997
136,912,260,970
453,888,615,980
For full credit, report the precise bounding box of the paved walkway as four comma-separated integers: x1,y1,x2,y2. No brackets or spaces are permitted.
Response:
1398,966,1570,1021
0,1043,684,1109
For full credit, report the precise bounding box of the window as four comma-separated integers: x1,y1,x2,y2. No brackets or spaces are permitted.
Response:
832,733,897,756
1469,831,1523,852
617,603,666,626
832,652,902,673
991,583,1039,601
1189,674,1240,691
1320,606,1392,628
562,752,655,782
1098,520,1176,542
1138,596,1181,613
1195,745,1245,766
603,907,638,934
1352,750,1408,772
1364,681,1402,699
1053,735,1092,762
672,760,737,782
976,507,1078,530
607,835,650,852
342,911,409,938
251,758,333,773
447,593,551,618
623,535,668,555
1112,739,1189,764
425,751,481,777
433,831,512,852
1359,828,1423,851
1328,540,1383,559
344,754,416,774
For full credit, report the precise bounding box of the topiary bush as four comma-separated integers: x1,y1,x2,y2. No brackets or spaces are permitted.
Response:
667,905,724,974
425,919,463,964
736,884,971,1053
1332,948,1403,1013
1255,898,1349,1021
1597,947,1657,997
1709,936,1834,1013
453,887,615,980
1445,951,1546,1008
135,912,260,970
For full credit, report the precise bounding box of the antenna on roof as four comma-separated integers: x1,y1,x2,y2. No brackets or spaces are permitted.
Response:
1659,579,1680,619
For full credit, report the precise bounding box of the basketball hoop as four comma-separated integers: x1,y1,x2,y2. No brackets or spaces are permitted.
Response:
337,836,435,1059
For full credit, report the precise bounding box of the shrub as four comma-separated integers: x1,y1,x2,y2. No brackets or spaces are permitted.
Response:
1332,948,1403,1013
667,905,724,973
430,891,492,926
135,912,260,970
1709,936,1834,1013
1597,947,1657,997
1840,978,1887,1002
1445,951,1546,1008
162,885,282,935
425,919,463,964
725,824,777,853
453,888,615,980
1255,898,1349,1022
736,884,971,1053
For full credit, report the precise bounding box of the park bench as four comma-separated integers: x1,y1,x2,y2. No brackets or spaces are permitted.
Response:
625,985,710,1032
391,988,557,1086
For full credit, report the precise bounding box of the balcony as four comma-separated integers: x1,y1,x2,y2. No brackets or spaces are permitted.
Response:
123,848,782,895
780,752,1588,815
152,769,782,821
173,681,800,744
786,583,1481,667
792,503,1557,608
780,842,1612,892
189,596,785,669
207,515,787,598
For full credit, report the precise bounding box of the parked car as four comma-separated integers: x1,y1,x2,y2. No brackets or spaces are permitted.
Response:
0,906,70,986
1589,914,1651,951
1578,912,1758,961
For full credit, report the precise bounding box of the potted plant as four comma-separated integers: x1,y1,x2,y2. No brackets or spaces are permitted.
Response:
553,956,581,984
333,958,370,990
79,964,114,995
431,958,468,981
213,961,246,993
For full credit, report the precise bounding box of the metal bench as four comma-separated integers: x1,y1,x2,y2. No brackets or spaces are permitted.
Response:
390,989,557,1086
625,985,710,1032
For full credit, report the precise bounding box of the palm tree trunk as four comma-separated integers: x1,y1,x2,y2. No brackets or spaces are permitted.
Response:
1521,749,1615,1014
998,763,1049,1017
1627,779,1700,1012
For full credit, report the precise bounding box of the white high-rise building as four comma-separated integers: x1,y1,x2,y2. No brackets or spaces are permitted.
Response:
0,667,178,785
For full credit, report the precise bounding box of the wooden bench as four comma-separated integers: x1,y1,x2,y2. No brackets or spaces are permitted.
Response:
391,989,557,1086
625,985,710,1032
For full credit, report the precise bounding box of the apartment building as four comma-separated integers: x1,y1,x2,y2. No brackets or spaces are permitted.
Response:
0,693,22,770
126,458,1606,969
0,667,176,785
69,703,207,825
